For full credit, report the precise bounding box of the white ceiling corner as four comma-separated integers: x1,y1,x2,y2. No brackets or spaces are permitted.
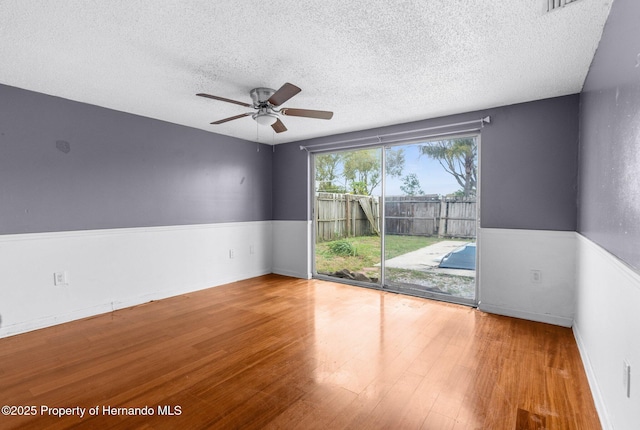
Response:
0,0,613,144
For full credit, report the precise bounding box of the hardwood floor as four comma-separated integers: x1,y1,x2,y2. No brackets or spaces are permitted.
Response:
0,275,600,429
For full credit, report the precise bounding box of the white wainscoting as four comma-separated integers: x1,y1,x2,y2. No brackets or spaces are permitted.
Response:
478,228,577,327
271,220,312,279
0,221,272,338
574,234,640,430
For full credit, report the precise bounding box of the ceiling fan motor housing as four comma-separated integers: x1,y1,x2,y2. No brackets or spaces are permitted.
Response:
250,87,275,106
250,88,278,126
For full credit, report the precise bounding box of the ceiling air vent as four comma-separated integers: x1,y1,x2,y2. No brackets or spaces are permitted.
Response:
547,0,579,12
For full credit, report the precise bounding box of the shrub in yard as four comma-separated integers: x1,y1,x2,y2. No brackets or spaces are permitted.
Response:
328,239,358,256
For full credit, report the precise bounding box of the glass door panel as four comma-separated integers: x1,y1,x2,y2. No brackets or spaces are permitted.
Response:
383,138,478,305
314,148,382,286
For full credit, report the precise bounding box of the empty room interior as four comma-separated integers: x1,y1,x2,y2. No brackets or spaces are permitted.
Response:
1,1,639,429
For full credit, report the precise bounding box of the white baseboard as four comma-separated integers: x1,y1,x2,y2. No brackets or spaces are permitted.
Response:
0,221,273,338
271,268,310,279
478,303,573,327
573,323,611,430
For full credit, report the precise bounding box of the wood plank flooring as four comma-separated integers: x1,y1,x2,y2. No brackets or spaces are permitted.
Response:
0,275,600,429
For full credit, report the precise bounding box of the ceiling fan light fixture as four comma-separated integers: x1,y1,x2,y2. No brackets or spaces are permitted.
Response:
253,112,278,126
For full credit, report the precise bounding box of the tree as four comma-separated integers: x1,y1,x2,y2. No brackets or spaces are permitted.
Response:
419,138,477,198
315,153,346,193
385,148,405,179
342,150,379,195
342,148,405,195
350,181,369,196
400,173,424,196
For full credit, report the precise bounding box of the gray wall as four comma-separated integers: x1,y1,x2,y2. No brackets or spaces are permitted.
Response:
274,95,580,232
2,82,583,236
0,84,272,234
272,141,309,221
578,0,640,271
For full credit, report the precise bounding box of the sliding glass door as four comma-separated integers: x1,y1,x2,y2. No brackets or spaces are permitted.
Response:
383,138,478,305
313,135,478,306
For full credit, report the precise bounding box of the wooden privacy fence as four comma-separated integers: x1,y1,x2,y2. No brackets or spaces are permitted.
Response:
315,193,380,242
315,193,476,242
385,195,476,238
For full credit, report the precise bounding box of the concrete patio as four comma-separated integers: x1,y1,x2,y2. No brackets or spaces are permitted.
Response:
383,240,476,278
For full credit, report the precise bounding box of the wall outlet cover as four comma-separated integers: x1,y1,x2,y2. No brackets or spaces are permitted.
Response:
54,271,68,286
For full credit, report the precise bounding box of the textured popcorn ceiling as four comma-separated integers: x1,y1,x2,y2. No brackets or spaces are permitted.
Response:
0,0,612,144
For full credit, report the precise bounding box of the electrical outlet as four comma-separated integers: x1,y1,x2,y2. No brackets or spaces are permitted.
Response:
250,245,255,255
530,269,542,283
623,359,631,398
229,249,235,259
54,271,68,286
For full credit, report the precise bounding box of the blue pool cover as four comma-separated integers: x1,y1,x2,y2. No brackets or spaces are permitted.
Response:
438,243,476,270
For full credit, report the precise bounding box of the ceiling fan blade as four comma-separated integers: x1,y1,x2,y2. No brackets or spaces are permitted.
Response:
281,108,333,120
268,83,301,106
197,93,251,108
210,112,251,125
271,118,287,133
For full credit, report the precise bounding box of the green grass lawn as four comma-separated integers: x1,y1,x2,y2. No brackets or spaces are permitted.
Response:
315,236,381,276
315,235,474,298
315,234,461,275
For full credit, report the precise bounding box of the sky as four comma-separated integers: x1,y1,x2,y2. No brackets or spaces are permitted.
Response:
315,141,473,197
383,144,460,197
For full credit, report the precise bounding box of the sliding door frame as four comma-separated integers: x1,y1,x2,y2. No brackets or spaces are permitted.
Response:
310,131,481,307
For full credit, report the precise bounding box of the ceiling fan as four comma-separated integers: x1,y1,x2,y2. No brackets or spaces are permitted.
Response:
196,83,333,133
